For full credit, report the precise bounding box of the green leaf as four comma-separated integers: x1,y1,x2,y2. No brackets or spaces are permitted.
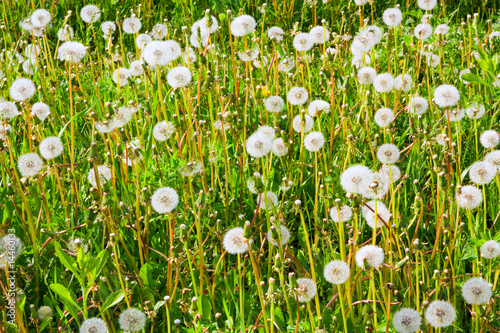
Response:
460,246,477,261
49,283,82,320
55,244,82,284
100,290,125,314
58,106,92,139
274,306,286,331
86,250,109,284
461,73,491,87
200,294,212,321
140,263,155,301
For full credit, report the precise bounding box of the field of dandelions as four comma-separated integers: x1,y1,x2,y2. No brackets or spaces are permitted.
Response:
2,0,500,332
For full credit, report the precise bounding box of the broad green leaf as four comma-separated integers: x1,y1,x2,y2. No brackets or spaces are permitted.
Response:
100,290,125,313
49,283,82,320
55,244,81,284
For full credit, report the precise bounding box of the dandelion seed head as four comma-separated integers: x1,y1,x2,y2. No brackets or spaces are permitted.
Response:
418,0,437,10
0,235,23,260
223,227,249,254
268,26,285,42
25,44,41,59
448,108,465,121
231,15,256,37
433,84,460,108
31,9,51,28
292,114,314,133
466,103,486,119
39,137,63,160
435,24,449,35
167,66,192,88
272,138,289,157
123,17,142,34
153,121,175,141
80,318,108,333
293,33,314,52
257,125,276,141
373,73,394,93
17,153,43,177
295,278,317,302
246,132,272,158
288,87,309,105
324,260,350,284
456,185,482,210
151,23,168,40
330,205,353,223
95,120,116,133
58,41,86,63
278,57,296,72
394,74,414,91
112,67,131,86
57,26,74,41
101,21,116,37
267,225,291,246
129,60,144,76
37,306,53,320
0,102,19,120
151,187,179,214
383,8,403,27
374,107,394,127
0,123,12,141
308,100,330,117
469,161,496,185
479,130,499,149
119,308,147,332
377,144,400,164
265,96,284,113
88,165,112,188
10,78,36,101
485,150,500,171
480,240,500,259
340,165,373,194
257,191,278,210
393,308,422,333
192,16,218,34
355,245,384,269
357,66,377,85
379,164,401,182
427,53,440,67
461,277,492,305
142,41,171,67
309,26,330,44
414,23,433,40
362,200,391,228
304,131,325,152
80,5,101,23
238,47,259,62
425,301,456,328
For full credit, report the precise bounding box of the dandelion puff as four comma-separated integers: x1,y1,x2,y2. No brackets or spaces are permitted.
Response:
257,125,275,141
37,306,53,320
141,41,170,67
223,227,249,254
95,120,116,134
355,245,384,269
80,318,108,333
136,34,152,50
101,21,116,37
480,240,500,259
377,144,400,164
278,57,296,72
247,172,262,194
379,164,401,182
253,56,268,69
448,108,465,122
112,68,131,86
184,47,197,64
393,308,422,333
324,260,350,284
0,235,23,260
374,108,394,127
456,185,482,210
31,9,51,28
330,205,353,223
257,191,278,211
366,25,383,44
267,225,291,246
295,278,317,302
373,73,394,93
354,0,368,5
433,84,460,108
118,308,147,332
151,187,179,214
246,132,272,158
10,78,36,101
123,17,142,34
425,301,456,328
167,66,192,88
129,60,144,76
394,74,414,91
461,277,492,305
80,5,101,23
485,150,500,171
265,96,284,113
309,26,330,44
361,173,390,199
292,114,314,133
151,23,168,40
308,100,330,117
383,8,403,27
468,161,496,185
479,130,499,149
57,26,74,41
272,138,289,157
340,165,373,194
39,137,63,160
427,54,440,67
25,44,41,59
362,201,391,228
459,69,471,84
193,16,218,34
0,102,19,120
287,87,309,105
17,153,43,177
0,124,12,140
357,66,377,84
19,18,33,31
165,40,182,60
58,41,87,63
418,0,437,10
113,106,135,128
231,15,256,37
414,24,433,40
304,131,325,152
268,26,285,42
88,165,112,188
293,33,314,52
23,59,38,75
238,47,259,62
153,121,175,141
435,24,449,35
466,103,486,119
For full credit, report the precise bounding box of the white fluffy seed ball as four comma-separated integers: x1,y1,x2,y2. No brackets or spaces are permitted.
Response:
10,78,36,101
267,225,291,246
167,66,192,88
425,300,456,328
39,137,63,160
118,308,147,332
393,308,422,333
480,240,500,259
377,144,400,164
151,187,179,214
461,277,492,305
324,260,350,284
17,153,43,177
355,245,384,269
304,131,325,152
223,227,249,254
